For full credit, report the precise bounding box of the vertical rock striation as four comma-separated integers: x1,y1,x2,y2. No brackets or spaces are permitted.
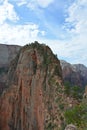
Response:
0,42,67,130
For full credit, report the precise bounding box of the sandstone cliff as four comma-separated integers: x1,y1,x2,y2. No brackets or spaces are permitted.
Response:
0,42,79,130
0,42,63,130
0,44,87,97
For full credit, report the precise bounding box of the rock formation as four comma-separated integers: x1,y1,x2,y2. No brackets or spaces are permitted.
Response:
0,42,67,130
0,42,85,130
60,60,87,87
0,44,20,67
0,43,87,97
0,44,20,95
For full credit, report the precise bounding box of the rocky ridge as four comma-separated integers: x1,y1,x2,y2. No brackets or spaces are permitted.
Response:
0,42,78,130
60,60,87,87
0,43,86,130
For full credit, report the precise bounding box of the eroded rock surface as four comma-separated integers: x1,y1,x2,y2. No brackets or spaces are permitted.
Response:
60,60,87,87
0,43,65,130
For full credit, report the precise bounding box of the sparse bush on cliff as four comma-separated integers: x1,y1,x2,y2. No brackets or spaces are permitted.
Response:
64,103,87,129
64,82,84,100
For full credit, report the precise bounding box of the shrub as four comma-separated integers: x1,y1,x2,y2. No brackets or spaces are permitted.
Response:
64,103,87,129
64,82,84,100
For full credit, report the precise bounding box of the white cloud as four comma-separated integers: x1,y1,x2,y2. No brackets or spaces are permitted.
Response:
59,0,87,65
0,0,87,66
37,0,54,8
11,0,87,66
15,0,54,8
0,0,45,45
41,31,45,36
0,23,45,45
0,0,19,24
43,38,87,66
65,0,87,34
18,1,27,6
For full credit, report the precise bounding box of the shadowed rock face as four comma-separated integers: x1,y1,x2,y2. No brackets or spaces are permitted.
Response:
0,44,21,95
0,43,66,130
0,44,20,67
60,60,87,87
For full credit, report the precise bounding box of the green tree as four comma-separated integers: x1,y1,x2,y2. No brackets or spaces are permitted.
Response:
71,85,83,100
64,82,71,96
64,103,87,129
64,82,84,100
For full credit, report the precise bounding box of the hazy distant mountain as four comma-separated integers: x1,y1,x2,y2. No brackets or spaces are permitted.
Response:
0,44,20,67
0,44,21,94
60,60,87,87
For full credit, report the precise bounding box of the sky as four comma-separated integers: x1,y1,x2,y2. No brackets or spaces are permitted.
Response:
0,0,87,66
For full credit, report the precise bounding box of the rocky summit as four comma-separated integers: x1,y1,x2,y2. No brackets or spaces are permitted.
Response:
0,42,67,130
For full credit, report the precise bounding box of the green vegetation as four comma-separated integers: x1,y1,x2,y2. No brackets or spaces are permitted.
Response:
22,41,46,55
46,122,56,130
64,82,87,129
64,103,87,129
0,67,8,75
64,82,84,100
0,67,8,74
43,48,51,67
59,103,64,110
23,41,52,68
54,65,61,76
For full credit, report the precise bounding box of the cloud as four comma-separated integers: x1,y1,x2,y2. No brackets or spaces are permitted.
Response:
37,0,54,8
64,0,87,34
58,0,87,65
15,0,54,8
0,0,45,45
16,0,27,6
0,23,45,45
43,38,87,66
0,0,19,24
0,0,87,66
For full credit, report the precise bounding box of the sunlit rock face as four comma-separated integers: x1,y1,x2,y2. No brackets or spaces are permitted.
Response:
0,42,67,130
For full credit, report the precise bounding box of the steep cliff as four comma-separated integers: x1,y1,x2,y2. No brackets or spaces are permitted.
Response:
0,42,61,130
0,42,78,130
60,60,87,87
0,44,20,67
0,44,21,95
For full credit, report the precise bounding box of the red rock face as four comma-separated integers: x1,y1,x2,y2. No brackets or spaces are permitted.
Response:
0,43,64,130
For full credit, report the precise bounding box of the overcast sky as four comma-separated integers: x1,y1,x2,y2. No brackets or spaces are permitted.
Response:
0,0,87,66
